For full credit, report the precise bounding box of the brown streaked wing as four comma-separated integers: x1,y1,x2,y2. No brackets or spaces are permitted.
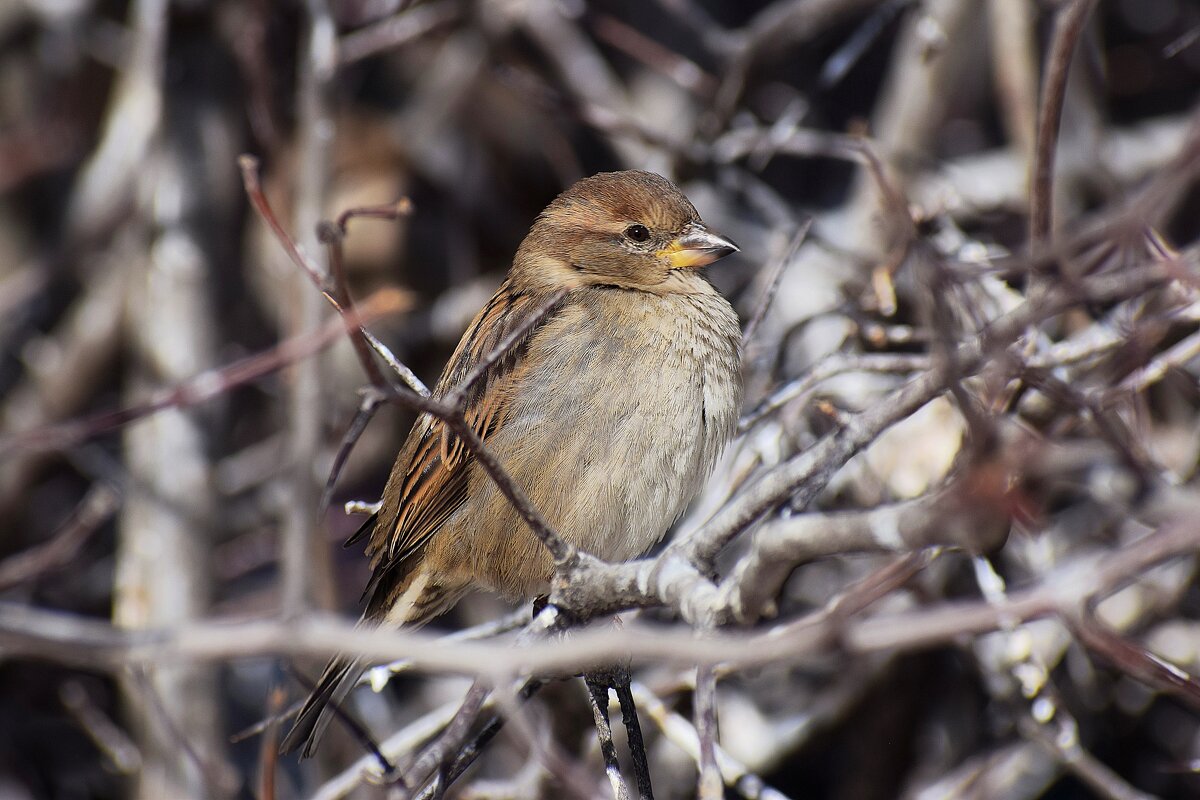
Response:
362,283,567,576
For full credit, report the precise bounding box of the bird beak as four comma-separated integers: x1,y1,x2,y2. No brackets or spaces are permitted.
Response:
658,223,740,268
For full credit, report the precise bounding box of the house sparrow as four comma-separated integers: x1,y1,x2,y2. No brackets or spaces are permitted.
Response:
281,170,742,757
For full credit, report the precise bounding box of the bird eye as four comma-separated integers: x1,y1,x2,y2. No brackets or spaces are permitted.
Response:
624,224,650,243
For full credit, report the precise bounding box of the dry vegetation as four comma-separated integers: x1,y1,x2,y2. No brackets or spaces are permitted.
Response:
1,1,1200,798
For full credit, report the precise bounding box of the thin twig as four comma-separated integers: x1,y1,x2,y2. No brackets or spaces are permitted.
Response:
257,684,286,800
0,483,119,591
239,154,334,299
240,155,418,397
60,680,142,774
739,352,931,433
337,0,463,66
694,666,721,800
320,386,388,513
0,289,409,456
320,223,390,389
362,327,431,396
335,198,415,233
400,680,493,796
741,219,812,346
319,197,415,391
1030,0,1099,245
433,679,546,796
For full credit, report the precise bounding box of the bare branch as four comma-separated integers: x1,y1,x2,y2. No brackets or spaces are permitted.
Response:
337,0,463,66
0,483,119,591
3,518,1197,682
0,289,410,456
1030,0,1099,245
694,666,721,800
741,219,812,347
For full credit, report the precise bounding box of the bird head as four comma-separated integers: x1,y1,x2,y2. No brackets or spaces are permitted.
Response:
512,170,738,293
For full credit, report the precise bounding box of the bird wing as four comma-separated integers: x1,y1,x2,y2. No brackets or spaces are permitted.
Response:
357,283,566,593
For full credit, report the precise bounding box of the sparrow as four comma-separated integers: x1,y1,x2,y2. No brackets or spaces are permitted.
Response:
281,170,743,757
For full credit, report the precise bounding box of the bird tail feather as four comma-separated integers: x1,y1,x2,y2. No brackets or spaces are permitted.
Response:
279,566,463,758
279,656,363,758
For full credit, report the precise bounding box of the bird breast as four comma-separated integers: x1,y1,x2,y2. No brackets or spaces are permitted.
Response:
458,286,742,597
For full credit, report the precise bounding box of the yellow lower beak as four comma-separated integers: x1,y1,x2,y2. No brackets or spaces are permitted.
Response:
658,224,740,268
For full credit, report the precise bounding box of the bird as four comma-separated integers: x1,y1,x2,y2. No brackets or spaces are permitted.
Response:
280,169,743,757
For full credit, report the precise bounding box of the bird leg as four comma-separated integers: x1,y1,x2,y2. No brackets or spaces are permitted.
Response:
585,675,632,800
614,670,654,800
563,605,653,799
583,662,655,800
405,602,652,799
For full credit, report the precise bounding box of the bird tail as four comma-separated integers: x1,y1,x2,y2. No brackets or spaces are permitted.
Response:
279,655,363,758
279,565,466,758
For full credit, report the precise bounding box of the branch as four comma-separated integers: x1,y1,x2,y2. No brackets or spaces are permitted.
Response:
0,483,119,591
721,475,1012,623
3,519,1197,682
0,289,410,456
1030,0,1099,245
